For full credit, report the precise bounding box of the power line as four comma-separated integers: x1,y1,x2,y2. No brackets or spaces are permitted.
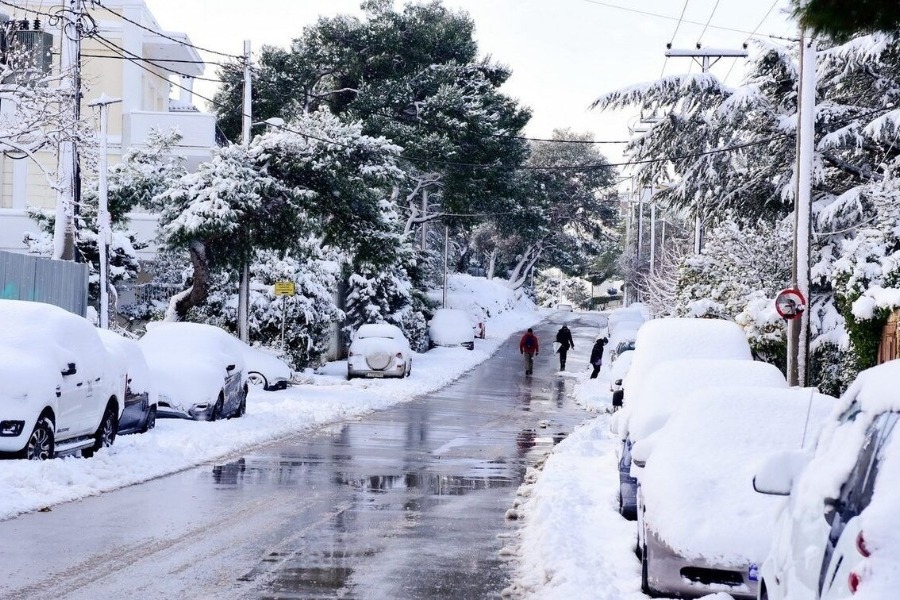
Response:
92,34,222,107
90,0,244,61
723,0,781,84
82,53,227,67
697,0,721,44
661,0,691,78
86,33,224,83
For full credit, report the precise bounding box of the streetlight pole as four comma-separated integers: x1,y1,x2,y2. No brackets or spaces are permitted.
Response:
89,94,121,329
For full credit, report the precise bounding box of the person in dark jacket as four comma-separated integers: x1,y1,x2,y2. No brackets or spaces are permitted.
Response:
519,328,539,375
555,324,575,370
589,336,608,379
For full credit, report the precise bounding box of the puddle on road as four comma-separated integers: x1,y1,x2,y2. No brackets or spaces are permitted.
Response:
338,471,515,496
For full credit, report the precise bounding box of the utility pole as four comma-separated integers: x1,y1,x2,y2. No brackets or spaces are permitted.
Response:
787,29,816,387
665,45,748,253
53,0,85,261
238,40,252,343
442,224,449,308
89,94,122,329
649,200,657,275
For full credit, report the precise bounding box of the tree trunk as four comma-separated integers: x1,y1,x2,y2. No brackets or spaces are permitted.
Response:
165,240,211,321
507,244,543,290
486,248,497,280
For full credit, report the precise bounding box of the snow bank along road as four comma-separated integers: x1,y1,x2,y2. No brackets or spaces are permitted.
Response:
0,313,603,599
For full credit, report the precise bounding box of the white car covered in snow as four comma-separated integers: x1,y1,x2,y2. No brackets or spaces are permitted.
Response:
242,345,293,391
428,308,476,350
347,323,413,380
635,386,834,599
755,360,900,600
139,322,248,421
0,300,126,460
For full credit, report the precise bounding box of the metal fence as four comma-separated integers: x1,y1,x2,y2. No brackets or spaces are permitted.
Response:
0,250,89,316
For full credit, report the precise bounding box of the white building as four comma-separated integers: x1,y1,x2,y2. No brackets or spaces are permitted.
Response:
0,0,216,258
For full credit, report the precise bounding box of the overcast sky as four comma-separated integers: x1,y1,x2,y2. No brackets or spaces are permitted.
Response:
142,0,797,162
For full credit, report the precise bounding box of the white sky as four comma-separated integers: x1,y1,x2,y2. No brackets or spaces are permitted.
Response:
143,0,797,162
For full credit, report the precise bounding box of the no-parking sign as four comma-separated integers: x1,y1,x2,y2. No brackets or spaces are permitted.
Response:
775,288,806,320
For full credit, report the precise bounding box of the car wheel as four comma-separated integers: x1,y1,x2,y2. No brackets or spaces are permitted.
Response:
83,403,118,458
141,406,157,433
247,371,268,389
210,395,224,422
406,361,412,377
347,371,354,381
759,584,769,600
22,416,54,460
233,386,247,418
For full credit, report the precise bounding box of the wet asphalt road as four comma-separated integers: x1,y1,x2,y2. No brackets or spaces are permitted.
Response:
0,313,605,600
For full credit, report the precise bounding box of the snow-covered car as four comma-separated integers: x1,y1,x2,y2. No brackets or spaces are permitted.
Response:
96,329,157,434
636,386,834,599
242,345,293,391
347,323,413,380
138,322,248,421
0,300,126,460
755,360,900,600
428,308,476,350
557,303,573,312
607,304,648,337
610,318,753,518
621,317,753,409
615,357,785,520
603,325,640,368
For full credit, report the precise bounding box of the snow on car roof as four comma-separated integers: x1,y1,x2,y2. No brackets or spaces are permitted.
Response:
96,328,154,397
0,300,109,400
640,386,835,563
626,359,788,441
356,323,405,339
840,359,900,415
623,318,752,408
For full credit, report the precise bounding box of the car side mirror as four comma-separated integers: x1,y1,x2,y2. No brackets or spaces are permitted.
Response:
823,496,844,525
226,364,237,372
615,378,623,386
61,362,77,376
752,450,810,496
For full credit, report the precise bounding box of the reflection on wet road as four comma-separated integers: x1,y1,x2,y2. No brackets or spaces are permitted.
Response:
0,314,604,600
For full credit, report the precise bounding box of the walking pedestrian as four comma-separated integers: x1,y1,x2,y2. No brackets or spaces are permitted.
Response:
589,336,608,379
519,328,539,375
554,324,575,370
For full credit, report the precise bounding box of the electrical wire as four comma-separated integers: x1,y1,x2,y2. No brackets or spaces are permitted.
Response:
81,53,229,67
582,0,783,38
87,33,224,83
722,0,781,84
90,0,244,61
697,0,721,44
660,0,691,78
92,34,222,107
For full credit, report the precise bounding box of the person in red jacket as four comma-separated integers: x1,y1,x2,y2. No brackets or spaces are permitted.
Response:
519,328,539,375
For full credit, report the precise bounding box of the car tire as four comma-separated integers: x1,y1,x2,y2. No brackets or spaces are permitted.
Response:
233,385,248,418
247,371,268,389
346,371,354,381
759,584,769,600
406,362,412,377
210,395,224,422
141,406,157,433
83,402,118,458
21,416,54,460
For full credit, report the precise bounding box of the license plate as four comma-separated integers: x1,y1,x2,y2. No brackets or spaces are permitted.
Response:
367,373,384,378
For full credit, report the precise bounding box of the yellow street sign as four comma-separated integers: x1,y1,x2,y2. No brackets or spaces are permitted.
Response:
274,281,296,296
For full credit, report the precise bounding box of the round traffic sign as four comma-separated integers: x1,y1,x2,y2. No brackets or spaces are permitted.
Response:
775,288,806,320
